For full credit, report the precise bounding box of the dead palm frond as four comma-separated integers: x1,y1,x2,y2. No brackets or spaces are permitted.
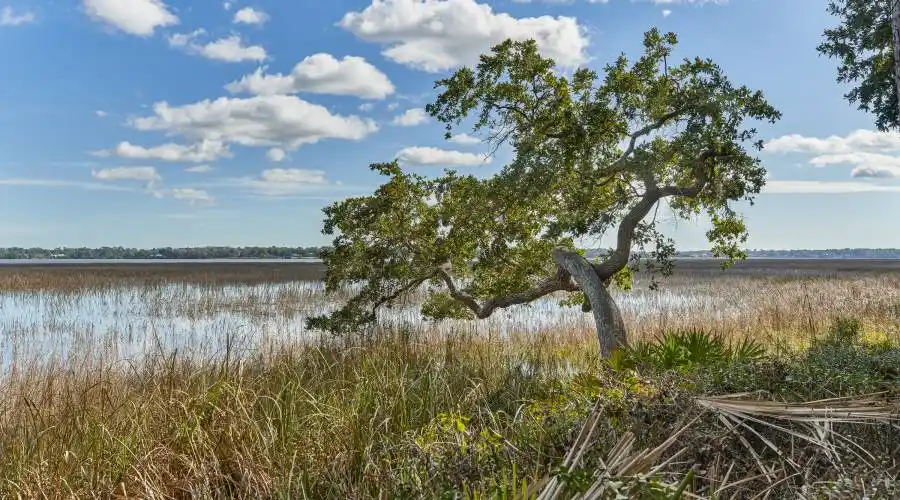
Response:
698,392,900,466
541,393,900,500
697,392,900,422
698,392,900,495
538,397,700,500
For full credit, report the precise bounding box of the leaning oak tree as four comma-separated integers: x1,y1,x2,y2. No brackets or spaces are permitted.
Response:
308,29,780,356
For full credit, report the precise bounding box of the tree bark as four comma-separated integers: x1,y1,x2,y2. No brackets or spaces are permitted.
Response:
552,248,627,357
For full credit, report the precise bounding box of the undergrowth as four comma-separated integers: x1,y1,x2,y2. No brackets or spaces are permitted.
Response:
0,319,897,498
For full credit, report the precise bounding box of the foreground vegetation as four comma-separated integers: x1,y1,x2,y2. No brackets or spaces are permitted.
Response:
0,317,897,498
0,263,897,498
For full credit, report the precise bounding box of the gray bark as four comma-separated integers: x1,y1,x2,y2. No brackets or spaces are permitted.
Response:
552,248,627,357
893,0,900,125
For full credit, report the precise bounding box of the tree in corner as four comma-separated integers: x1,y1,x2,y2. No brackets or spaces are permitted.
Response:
307,29,781,357
818,0,899,131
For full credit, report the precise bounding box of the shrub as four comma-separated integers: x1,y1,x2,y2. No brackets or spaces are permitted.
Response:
616,329,766,372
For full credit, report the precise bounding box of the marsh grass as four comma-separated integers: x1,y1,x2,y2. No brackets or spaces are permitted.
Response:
1,327,898,498
0,262,898,497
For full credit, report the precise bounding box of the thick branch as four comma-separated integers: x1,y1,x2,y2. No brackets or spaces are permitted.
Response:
436,148,722,319
553,247,627,355
593,149,715,278
438,263,578,319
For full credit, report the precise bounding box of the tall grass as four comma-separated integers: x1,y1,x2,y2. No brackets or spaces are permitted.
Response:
0,262,897,497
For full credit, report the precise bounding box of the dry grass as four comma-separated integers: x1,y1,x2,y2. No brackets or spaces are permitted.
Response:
0,260,898,498
0,262,325,293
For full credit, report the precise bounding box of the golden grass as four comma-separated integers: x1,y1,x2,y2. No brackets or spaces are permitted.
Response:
0,261,898,497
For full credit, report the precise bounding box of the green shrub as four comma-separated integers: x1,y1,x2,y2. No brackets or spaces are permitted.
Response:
823,316,862,344
616,329,766,372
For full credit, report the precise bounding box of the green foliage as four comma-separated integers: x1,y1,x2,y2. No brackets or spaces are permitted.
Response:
818,0,897,131
730,336,767,363
699,318,900,399
422,292,477,320
618,329,766,371
823,316,863,344
612,266,635,292
310,28,780,335
558,291,588,309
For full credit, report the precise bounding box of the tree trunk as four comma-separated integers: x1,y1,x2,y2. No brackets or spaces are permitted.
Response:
552,248,627,357
892,0,900,124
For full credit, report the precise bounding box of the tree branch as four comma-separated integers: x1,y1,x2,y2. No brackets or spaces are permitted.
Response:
371,273,437,314
437,262,578,319
597,108,689,176
593,148,716,278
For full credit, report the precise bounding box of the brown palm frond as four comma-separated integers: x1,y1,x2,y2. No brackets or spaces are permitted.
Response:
541,393,900,500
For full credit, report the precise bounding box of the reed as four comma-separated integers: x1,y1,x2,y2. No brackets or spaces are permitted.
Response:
0,261,897,498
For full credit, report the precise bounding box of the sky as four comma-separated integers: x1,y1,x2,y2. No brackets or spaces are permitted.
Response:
0,0,896,250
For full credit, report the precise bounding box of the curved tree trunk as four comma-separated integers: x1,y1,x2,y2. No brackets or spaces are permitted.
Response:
552,248,627,357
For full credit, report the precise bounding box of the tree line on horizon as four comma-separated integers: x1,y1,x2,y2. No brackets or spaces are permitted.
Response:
2,247,899,261
0,246,327,260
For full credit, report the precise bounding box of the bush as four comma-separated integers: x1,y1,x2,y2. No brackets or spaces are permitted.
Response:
615,329,766,372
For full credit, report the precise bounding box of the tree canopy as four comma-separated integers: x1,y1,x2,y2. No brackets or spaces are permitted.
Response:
308,29,780,348
818,0,896,131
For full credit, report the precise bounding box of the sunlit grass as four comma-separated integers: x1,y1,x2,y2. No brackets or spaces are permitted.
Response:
0,262,897,497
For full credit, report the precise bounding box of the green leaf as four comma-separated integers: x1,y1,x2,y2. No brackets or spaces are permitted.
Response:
308,29,780,336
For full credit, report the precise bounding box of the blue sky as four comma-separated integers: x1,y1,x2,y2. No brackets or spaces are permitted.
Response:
0,0,896,249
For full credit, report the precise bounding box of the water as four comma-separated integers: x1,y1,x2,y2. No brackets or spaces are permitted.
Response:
0,258,323,265
0,276,744,372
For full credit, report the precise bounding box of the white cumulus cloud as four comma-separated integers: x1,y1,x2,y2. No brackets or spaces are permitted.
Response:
92,166,161,182
809,152,900,179
391,108,428,126
766,129,900,155
338,0,588,72
169,30,267,62
167,188,215,204
82,0,178,36
185,165,213,173
233,6,268,25
764,180,900,194
97,140,230,163
130,95,379,151
767,130,900,179
397,146,488,166
448,133,481,145
225,54,394,99
234,168,333,197
266,147,286,162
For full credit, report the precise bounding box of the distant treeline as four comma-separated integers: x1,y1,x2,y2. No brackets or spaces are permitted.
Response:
677,249,900,259
1,247,899,261
0,246,328,260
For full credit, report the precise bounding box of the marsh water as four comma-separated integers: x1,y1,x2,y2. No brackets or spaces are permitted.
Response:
2,260,899,371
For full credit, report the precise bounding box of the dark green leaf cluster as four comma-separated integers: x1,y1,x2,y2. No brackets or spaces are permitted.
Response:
818,0,896,131
309,29,780,334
